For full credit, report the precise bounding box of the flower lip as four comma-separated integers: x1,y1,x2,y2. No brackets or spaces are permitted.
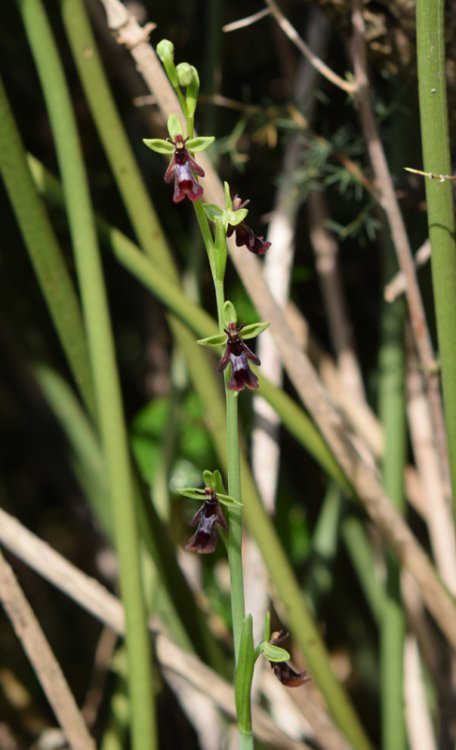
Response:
185,488,228,554
268,630,310,688
218,322,260,392
226,195,271,255
164,134,205,203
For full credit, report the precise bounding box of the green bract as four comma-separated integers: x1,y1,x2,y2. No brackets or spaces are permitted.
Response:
203,203,224,222
240,322,270,340
186,136,215,153
167,114,184,140
142,138,174,155
223,300,237,326
197,333,227,348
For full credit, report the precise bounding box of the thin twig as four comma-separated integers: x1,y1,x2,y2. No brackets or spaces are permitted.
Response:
385,240,431,303
0,548,96,750
222,7,271,33
350,0,450,493
404,635,437,750
264,0,356,94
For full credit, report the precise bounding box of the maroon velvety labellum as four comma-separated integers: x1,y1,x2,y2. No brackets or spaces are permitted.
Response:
217,322,260,392
164,134,205,203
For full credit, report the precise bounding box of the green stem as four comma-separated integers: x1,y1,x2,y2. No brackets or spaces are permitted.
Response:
226,389,245,660
16,2,156,747
416,0,456,512
379,242,406,750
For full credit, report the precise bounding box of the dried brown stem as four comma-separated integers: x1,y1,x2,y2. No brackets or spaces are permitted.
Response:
0,548,96,750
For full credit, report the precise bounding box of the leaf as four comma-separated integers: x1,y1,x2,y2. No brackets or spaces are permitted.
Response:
197,333,226,348
234,616,256,735
240,322,270,340
142,138,175,155
261,643,291,663
186,136,215,153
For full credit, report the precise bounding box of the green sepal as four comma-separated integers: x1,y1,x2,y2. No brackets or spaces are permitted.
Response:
223,300,237,326
225,207,248,227
167,114,184,140
176,487,207,501
156,40,179,87
261,642,291,663
203,469,225,494
186,136,215,153
223,181,233,210
142,138,175,155
240,322,270,340
197,333,227,348
235,615,256,735
216,492,243,508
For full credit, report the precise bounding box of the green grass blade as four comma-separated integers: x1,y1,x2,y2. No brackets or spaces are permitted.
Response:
16,1,157,746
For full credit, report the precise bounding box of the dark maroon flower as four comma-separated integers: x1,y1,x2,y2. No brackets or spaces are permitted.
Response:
185,488,228,554
269,630,309,688
164,134,204,203
226,196,271,255
217,322,260,392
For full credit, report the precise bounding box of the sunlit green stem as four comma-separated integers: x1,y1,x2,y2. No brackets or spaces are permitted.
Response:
416,0,456,512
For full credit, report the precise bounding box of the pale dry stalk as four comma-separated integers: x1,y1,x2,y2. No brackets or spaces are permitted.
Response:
0,548,96,750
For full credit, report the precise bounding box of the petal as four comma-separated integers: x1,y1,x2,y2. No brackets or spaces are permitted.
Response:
270,662,309,688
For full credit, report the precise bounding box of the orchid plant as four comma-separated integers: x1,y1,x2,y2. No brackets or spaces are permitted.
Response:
144,40,307,749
